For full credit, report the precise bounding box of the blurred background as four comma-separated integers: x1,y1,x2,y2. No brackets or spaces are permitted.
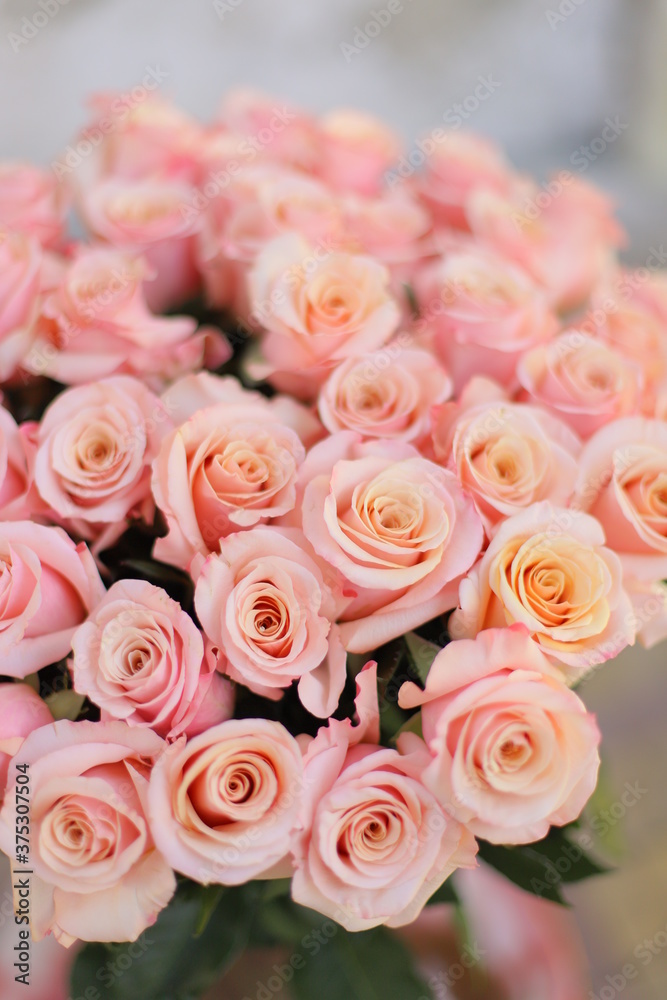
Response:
0,1,665,996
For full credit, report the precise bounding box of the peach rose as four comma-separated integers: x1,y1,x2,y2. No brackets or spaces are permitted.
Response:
433,382,581,534
318,342,452,444
28,376,170,542
415,245,558,393
147,718,304,885
248,234,400,399
318,109,403,196
292,663,478,930
80,178,201,311
0,405,29,519
0,719,176,945
400,626,601,844
301,433,484,652
0,162,68,249
195,528,346,718
152,402,305,569
70,579,233,739
449,502,635,677
0,521,105,678
24,246,222,386
0,228,42,380
573,417,667,581
517,330,643,439
0,683,53,797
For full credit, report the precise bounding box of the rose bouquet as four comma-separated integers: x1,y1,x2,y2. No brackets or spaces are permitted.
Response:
0,87,664,1000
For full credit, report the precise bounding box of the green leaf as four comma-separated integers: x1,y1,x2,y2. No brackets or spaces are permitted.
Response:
425,878,460,906
291,922,433,1000
70,880,260,1000
403,632,441,686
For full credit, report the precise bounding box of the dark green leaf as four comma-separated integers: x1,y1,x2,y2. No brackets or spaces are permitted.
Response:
403,632,441,686
425,878,460,906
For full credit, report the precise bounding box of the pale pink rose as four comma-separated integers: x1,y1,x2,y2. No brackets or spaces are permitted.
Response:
0,521,105,678
24,246,223,386
415,131,515,229
317,109,403,196
0,683,53,797
218,88,321,172
340,193,435,269
151,403,305,569
433,386,581,534
80,178,201,311
300,433,484,652
292,663,478,930
27,376,170,543
70,579,233,739
466,177,624,311
0,404,30,518
0,228,42,380
623,578,667,649
195,528,346,717
517,330,643,439
0,161,68,249
415,245,558,393
449,502,635,677
400,625,600,843
147,717,304,885
248,234,400,399
318,343,452,444
573,417,667,581
0,719,176,946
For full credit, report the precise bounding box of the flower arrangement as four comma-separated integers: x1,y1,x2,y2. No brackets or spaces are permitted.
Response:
0,87,664,1000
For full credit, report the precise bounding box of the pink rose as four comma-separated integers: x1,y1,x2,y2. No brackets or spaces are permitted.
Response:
218,88,321,173
0,683,53,797
0,404,29,518
70,579,233,740
292,663,478,930
0,228,42,380
248,234,400,399
24,246,222,386
517,330,643,439
152,402,305,569
80,178,201,311
340,194,435,277
415,245,558,393
195,528,346,717
0,521,105,678
449,501,635,677
433,381,581,534
0,162,68,249
27,376,170,543
147,718,304,885
318,342,452,444
573,417,667,580
0,719,176,945
400,626,601,844
317,109,403,196
301,433,484,652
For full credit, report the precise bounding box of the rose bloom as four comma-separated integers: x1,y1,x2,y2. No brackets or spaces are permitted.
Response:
195,528,346,718
340,194,435,280
0,228,42,380
400,626,601,844
318,342,452,444
70,579,233,740
27,376,170,544
147,718,304,885
218,88,321,173
0,521,105,678
433,378,581,534
301,434,484,652
152,402,305,569
0,161,68,249
449,502,635,678
292,663,478,931
24,246,223,386
80,177,202,311
248,233,400,399
0,404,30,519
573,417,667,581
466,177,623,312
0,720,176,945
415,245,558,393
0,683,53,797
317,109,403,196
517,329,642,439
